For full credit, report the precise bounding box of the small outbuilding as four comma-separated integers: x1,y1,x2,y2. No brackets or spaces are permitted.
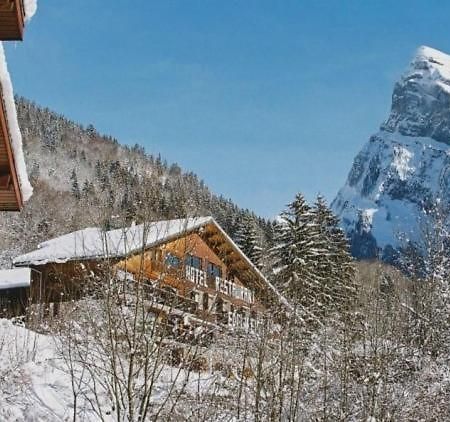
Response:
0,267,31,316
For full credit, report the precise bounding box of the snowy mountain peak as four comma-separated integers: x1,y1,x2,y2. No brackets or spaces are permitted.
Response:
332,46,450,262
382,46,450,145
414,45,450,73
404,45,450,92
402,45,450,91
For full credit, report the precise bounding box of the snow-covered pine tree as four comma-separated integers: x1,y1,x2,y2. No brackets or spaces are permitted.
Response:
234,215,264,269
270,193,323,325
312,195,355,313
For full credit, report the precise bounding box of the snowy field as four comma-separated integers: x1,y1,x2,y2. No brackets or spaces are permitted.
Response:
0,318,111,421
0,318,70,421
0,319,230,421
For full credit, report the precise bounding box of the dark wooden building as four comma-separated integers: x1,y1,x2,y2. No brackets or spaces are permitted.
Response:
0,267,31,316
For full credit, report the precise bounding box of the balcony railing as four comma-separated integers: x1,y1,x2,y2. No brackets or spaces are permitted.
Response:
148,261,256,306
118,273,263,336
140,283,198,315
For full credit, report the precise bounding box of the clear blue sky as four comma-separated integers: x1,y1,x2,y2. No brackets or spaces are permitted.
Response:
5,0,450,217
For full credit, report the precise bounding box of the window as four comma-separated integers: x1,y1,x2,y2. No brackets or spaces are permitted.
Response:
165,253,181,268
185,254,202,270
207,262,222,278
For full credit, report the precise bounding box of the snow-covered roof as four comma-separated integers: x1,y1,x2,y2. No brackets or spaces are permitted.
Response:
0,267,31,290
0,42,33,202
14,217,214,266
13,216,291,310
23,0,38,22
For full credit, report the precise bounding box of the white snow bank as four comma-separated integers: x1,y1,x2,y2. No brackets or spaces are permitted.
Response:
0,43,33,202
0,267,30,290
23,0,38,22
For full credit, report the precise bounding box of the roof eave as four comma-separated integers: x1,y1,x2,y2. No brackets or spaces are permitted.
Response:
0,83,22,211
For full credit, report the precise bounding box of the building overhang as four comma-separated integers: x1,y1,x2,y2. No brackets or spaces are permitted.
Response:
0,83,22,211
0,267,30,290
0,0,25,41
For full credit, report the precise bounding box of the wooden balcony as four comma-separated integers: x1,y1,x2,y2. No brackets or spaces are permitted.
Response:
0,85,22,211
0,0,25,41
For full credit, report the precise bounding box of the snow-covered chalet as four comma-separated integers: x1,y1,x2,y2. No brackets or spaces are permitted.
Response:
13,217,288,335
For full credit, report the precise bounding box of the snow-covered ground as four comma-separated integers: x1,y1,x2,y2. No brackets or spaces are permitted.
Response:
0,319,229,421
0,318,78,421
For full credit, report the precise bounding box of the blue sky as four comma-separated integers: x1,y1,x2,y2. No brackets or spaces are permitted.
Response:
5,0,450,217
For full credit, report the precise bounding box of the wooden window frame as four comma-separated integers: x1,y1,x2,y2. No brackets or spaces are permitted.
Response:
185,254,203,270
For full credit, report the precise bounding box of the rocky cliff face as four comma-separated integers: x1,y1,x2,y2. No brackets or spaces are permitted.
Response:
332,46,450,260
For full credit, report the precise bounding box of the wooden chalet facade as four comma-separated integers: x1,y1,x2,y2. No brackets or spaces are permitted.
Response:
0,0,33,211
13,217,287,333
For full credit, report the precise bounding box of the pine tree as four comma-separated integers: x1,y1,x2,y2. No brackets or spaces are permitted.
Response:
234,215,264,269
121,188,137,223
270,193,356,328
81,180,94,197
70,169,80,199
312,195,355,312
270,194,321,319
